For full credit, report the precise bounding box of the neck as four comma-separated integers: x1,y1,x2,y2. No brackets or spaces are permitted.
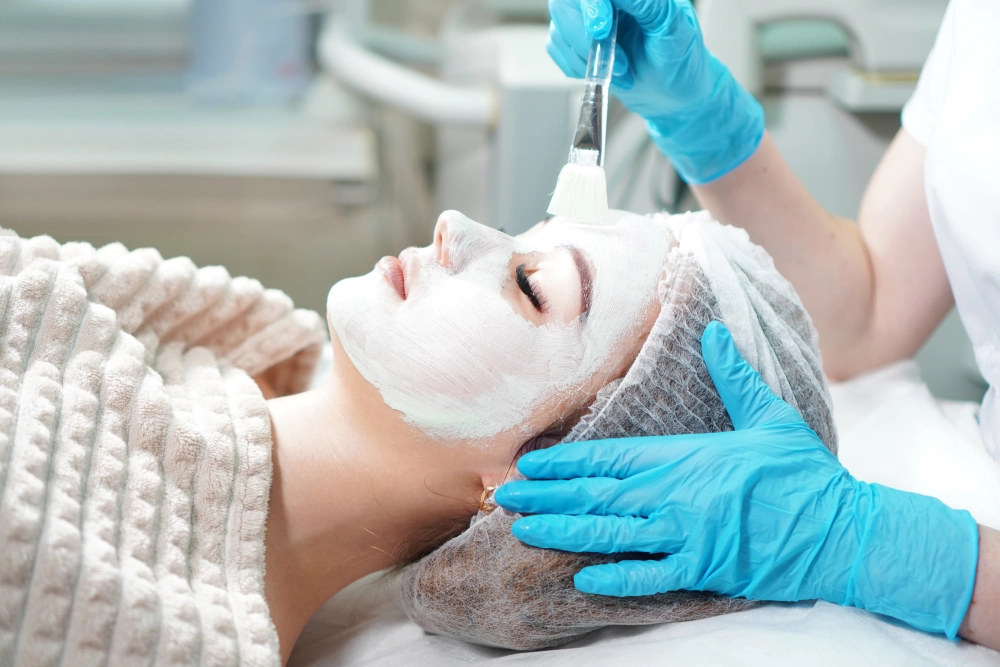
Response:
263,348,487,664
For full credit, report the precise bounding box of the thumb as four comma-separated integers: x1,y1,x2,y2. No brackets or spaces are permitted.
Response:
574,553,700,596
701,321,800,429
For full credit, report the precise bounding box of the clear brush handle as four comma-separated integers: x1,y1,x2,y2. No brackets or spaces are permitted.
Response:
585,8,618,84
570,8,618,167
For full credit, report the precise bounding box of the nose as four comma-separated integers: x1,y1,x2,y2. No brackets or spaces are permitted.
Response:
433,214,453,269
433,210,510,272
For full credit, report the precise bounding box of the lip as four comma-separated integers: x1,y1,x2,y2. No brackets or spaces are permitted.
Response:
377,255,406,299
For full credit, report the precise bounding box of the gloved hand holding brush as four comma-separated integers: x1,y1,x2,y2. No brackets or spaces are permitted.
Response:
547,0,765,184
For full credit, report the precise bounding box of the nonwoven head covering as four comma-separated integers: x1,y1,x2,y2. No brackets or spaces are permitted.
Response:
400,211,837,650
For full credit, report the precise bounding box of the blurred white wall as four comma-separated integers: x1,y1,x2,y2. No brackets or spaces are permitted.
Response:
0,0,449,313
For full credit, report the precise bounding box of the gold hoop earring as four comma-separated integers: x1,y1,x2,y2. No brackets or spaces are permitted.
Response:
479,486,497,515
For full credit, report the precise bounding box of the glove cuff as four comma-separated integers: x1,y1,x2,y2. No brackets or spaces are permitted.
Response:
646,64,765,186
849,483,979,639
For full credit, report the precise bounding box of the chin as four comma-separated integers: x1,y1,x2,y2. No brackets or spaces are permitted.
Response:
326,271,377,335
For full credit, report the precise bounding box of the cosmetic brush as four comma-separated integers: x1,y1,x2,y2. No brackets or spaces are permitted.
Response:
547,8,618,221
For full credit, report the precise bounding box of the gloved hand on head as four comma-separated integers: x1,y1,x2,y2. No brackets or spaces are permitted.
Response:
547,0,765,184
497,321,980,639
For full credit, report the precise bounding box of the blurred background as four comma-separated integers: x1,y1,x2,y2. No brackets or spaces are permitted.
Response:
0,0,984,400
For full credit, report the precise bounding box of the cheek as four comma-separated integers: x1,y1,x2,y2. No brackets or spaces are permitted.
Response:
408,279,586,392
332,271,593,442
407,278,523,361
543,300,661,425
604,300,661,377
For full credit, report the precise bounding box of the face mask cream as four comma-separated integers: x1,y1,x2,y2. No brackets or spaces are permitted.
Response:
327,210,671,443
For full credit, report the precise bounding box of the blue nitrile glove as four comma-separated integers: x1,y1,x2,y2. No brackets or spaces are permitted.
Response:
548,0,764,184
495,321,980,638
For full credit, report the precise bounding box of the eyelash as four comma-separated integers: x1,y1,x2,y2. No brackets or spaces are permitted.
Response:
516,263,548,313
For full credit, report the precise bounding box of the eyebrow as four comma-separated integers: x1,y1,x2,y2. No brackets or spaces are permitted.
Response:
567,245,593,320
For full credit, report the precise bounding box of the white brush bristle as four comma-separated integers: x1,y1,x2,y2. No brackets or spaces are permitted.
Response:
547,162,609,221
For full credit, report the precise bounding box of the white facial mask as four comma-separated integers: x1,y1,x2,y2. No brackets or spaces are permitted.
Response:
327,210,672,443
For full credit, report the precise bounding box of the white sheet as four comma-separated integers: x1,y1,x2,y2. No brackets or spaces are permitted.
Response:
289,359,1000,666
831,361,1000,530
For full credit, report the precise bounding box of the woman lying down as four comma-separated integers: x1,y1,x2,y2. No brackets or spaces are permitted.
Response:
0,209,835,666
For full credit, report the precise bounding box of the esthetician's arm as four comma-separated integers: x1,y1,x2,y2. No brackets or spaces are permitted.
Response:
549,0,950,380
961,526,1000,648
692,129,952,381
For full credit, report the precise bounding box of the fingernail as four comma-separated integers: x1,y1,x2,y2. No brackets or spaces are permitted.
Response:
613,57,627,77
493,484,516,508
516,451,542,476
583,0,611,39
574,568,611,594
703,320,727,344
613,68,634,92
589,16,610,39
511,517,538,541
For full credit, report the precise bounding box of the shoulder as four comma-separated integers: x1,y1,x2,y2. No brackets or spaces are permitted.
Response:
931,0,1000,62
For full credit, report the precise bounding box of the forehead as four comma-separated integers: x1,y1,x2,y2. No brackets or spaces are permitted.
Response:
515,213,665,258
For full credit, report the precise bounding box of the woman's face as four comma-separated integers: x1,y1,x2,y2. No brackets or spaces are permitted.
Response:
326,210,672,444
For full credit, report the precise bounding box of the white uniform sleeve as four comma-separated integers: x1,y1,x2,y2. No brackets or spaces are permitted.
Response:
901,0,958,147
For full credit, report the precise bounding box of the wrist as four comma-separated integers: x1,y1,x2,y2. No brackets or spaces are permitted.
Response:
959,525,1000,649
848,484,978,638
646,63,764,185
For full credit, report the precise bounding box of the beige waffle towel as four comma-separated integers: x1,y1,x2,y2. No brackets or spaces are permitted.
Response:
0,231,326,666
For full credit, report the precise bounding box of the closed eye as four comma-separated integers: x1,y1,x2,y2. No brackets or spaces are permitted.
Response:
516,264,548,313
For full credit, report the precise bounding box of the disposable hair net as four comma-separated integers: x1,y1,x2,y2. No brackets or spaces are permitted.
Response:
400,211,837,650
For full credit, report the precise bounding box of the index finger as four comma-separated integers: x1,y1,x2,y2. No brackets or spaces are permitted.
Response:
581,0,614,39
515,431,744,480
